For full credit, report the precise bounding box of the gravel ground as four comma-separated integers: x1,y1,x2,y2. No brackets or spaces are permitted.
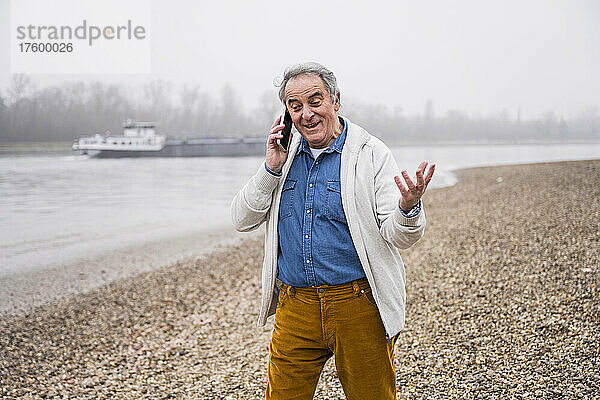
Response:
1,160,598,399
0,226,259,314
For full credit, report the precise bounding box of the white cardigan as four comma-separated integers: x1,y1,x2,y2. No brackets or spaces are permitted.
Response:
230,116,426,339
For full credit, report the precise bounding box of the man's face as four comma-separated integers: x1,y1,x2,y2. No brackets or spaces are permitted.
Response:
284,74,341,149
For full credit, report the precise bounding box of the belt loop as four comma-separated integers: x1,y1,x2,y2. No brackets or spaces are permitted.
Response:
287,285,296,298
352,280,360,296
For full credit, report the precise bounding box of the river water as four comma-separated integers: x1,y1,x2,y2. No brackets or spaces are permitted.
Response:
1,142,599,276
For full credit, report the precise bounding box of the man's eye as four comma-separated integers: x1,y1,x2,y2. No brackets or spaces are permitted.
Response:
310,101,321,107
291,106,301,111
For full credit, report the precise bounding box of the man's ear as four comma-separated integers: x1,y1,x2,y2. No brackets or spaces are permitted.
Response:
334,92,341,112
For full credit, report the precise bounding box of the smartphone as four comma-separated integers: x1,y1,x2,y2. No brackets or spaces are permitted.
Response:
277,108,293,152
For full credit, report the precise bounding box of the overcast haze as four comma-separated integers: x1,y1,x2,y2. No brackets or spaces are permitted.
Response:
1,0,599,119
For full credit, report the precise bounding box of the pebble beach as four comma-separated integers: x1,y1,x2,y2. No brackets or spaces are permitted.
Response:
1,159,598,399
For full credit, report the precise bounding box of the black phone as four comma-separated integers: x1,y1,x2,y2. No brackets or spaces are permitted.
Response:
277,108,293,152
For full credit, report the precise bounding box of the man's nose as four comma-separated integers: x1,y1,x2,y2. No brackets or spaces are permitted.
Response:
302,107,314,120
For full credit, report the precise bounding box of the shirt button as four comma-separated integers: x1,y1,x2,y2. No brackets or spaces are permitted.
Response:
309,183,313,187
318,288,324,293
306,209,311,213
305,235,309,239
306,259,311,264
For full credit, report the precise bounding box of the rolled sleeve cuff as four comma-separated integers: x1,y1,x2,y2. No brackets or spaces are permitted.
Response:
256,162,281,193
264,162,282,177
395,199,422,227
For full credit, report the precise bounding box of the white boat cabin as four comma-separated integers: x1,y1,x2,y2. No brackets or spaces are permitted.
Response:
123,121,157,138
73,120,166,153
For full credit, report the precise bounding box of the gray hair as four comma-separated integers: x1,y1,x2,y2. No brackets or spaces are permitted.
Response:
277,62,340,104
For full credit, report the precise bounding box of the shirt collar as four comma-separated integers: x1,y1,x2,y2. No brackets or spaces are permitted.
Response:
297,116,347,155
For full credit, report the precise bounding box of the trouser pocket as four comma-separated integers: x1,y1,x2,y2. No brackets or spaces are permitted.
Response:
359,287,378,309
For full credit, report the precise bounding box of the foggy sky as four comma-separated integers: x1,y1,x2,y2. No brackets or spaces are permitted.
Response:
1,0,599,119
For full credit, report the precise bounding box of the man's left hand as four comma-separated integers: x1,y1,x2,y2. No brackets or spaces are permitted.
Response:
394,161,435,213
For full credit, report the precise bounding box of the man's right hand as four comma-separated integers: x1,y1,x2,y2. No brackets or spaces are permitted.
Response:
265,115,292,174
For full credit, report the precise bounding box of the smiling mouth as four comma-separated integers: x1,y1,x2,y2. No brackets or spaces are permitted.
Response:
304,121,321,129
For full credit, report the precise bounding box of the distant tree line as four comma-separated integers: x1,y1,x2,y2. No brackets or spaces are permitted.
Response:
342,98,600,144
0,74,598,144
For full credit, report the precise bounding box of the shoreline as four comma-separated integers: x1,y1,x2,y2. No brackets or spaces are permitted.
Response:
1,159,598,398
1,155,598,315
0,226,263,315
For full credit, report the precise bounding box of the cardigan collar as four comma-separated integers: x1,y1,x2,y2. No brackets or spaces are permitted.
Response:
288,115,370,157
296,116,347,155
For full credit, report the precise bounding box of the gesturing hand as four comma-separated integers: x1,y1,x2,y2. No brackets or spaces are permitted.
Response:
394,161,435,213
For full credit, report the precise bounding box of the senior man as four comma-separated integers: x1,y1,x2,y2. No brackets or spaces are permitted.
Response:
231,62,435,399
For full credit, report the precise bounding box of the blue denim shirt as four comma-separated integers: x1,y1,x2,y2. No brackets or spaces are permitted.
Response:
274,118,365,287
265,118,422,287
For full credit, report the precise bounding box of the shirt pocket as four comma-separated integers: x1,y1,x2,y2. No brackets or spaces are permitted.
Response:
279,179,296,220
325,180,347,223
